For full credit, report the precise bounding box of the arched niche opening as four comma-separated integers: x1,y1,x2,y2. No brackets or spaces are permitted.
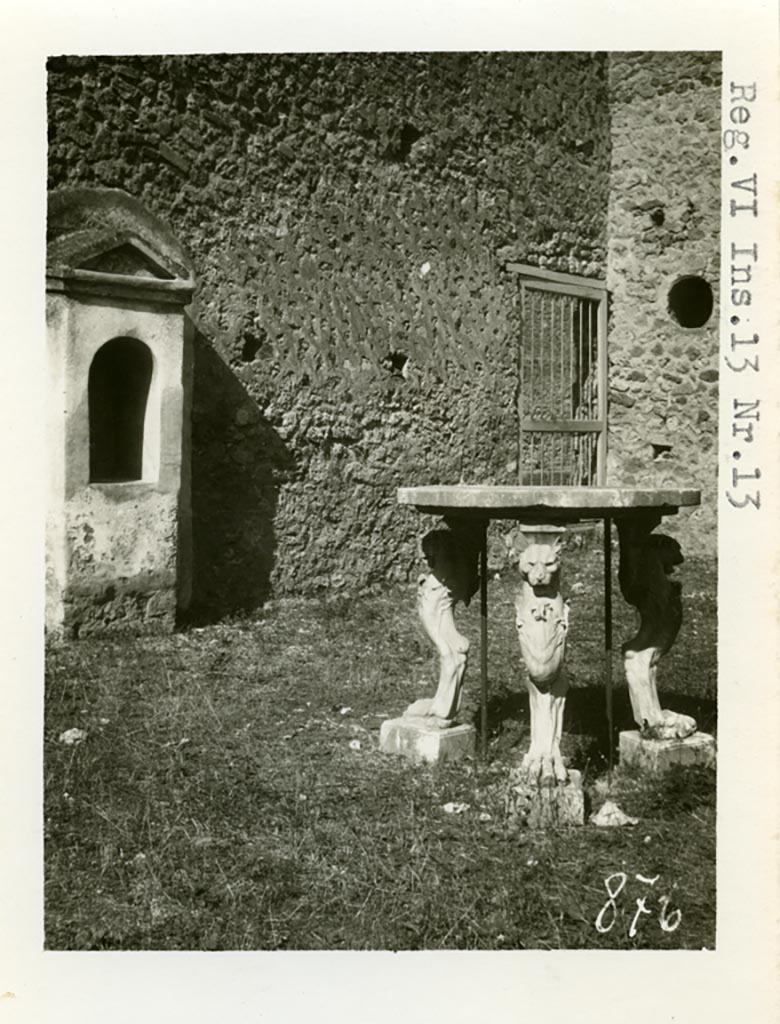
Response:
88,337,154,482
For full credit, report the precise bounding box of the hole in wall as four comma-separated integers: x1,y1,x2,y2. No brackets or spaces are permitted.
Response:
667,275,714,329
241,329,266,363
385,123,422,162
398,123,422,159
651,443,673,461
649,207,665,227
384,351,410,378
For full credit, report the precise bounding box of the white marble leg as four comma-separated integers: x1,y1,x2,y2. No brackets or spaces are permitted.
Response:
512,527,570,786
408,571,470,724
617,515,696,740
380,525,480,763
403,526,480,728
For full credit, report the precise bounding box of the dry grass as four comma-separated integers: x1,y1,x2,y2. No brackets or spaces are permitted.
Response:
45,547,716,949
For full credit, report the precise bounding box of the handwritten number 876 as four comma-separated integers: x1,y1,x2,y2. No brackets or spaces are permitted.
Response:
595,872,682,938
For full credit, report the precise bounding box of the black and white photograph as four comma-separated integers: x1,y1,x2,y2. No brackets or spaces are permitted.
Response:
43,47,721,952
2,0,778,1021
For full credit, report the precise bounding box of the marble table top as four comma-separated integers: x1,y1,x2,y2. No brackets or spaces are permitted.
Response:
397,485,700,523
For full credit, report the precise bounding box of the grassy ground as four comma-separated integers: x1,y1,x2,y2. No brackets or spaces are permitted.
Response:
44,546,717,950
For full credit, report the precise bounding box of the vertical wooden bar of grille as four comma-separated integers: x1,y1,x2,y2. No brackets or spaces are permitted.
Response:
597,289,608,485
517,285,525,485
573,299,581,485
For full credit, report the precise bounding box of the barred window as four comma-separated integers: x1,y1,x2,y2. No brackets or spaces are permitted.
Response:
508,263,608,486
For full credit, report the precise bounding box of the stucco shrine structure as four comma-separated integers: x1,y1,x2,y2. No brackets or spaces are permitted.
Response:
46,189,195,636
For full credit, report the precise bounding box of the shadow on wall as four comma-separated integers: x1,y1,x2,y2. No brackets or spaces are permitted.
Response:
185,331,295,624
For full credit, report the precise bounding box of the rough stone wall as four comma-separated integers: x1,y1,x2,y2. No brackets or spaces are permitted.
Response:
48,53,610,616
606,52,721,549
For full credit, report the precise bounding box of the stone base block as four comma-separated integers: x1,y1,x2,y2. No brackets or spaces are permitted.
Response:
505,769,584,828
619,730,716,772
379,717,476,764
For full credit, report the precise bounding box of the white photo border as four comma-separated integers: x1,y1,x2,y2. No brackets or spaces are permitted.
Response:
1,2,778,1021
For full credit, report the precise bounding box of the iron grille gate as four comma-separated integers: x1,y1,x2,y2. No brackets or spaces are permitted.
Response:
508,263,608,487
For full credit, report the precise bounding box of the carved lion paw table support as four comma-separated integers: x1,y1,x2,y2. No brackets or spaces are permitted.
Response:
616,515,696,740
512,529,572,788
505,526,584,825
616,514,715,771
379,525,480,763
404,528,480,726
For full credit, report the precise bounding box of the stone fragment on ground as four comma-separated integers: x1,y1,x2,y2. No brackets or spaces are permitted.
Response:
441,802,470,814
59,728,88,746
590,800,639,827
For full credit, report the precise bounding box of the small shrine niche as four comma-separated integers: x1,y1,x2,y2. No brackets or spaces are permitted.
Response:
88,336,154,483
46,188,195,636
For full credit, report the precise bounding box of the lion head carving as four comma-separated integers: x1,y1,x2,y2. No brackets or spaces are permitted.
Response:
518,538,563,589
